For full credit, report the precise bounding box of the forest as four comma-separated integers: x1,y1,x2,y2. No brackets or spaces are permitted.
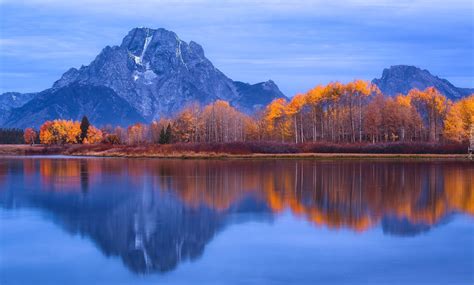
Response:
1,82,473,148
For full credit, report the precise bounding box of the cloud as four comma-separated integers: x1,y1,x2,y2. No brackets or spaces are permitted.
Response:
0,37,99,59
0,0,472,94
2,0,472,21
0,72,39,78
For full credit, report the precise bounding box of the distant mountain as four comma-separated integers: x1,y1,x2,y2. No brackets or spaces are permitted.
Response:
3,84,145,128
372,65,473,100
2,27,286,128
0,92,36,126
233,80,285,111
0,92,36,110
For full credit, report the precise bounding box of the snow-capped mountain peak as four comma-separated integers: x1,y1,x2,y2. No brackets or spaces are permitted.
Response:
2,27,286,128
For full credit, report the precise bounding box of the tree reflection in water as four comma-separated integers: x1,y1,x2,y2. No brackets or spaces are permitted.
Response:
0,158,472,274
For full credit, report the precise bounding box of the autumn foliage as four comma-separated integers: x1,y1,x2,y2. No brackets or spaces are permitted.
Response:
39,119,103,145
39,120,81,145
83,126,103,144
444,95,474,142
29,83,473,148
23,128,37,145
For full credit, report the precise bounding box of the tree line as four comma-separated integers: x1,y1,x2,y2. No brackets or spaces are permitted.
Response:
0,128,25,144
8,81,473,146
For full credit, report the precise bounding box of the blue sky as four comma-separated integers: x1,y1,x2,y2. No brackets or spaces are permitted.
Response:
0,0,473,96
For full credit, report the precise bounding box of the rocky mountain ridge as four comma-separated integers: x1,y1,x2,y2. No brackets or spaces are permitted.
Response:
1,27,286,128
1,29,472,129
372,65,473,100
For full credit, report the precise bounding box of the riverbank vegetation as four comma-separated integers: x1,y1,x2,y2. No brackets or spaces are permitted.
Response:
0,142,468,158
1,82,473,154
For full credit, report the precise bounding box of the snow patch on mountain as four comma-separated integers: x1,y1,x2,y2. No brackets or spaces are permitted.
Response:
175,37,188,70
131,34,153,66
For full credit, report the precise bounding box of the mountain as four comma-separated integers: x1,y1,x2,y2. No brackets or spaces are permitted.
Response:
2,27,286,128
0,92,36,110
0,92,36,126
233,80,285,111
3,84,145,128
372,65,474,100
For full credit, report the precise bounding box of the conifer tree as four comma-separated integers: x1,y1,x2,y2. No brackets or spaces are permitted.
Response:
80,116,90,143
165,123,172,143
159,127,166,144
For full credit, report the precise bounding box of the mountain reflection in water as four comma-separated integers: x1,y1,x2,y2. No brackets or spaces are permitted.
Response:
0,158,472,274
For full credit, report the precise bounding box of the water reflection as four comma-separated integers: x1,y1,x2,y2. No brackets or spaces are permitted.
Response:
0,158,472,274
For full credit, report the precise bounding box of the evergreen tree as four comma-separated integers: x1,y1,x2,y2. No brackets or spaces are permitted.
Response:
0,128,24,144
165,123,172,143
159,127,166,144
80,116,90,143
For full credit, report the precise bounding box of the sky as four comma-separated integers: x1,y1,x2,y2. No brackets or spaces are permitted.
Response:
0,0,473,96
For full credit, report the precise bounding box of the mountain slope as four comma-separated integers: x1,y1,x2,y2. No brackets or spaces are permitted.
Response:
0,92,36,125
233,80,286,112
3,84,145,129
3,27,286,128
372,65,473,100
0,92,36,110
51,27,286,120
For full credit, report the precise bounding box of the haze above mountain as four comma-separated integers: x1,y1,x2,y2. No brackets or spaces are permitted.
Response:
0,28,472,129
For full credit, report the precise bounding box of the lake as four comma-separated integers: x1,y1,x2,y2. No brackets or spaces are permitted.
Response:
0,157,473,285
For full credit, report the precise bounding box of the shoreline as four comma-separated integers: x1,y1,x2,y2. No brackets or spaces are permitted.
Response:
72,153,469,160
0,144,470,160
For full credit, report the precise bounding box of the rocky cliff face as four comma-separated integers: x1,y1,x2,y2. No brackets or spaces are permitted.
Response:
0,92,36,126
372,65,473,100
4,84,145,128
2,27,286,128
233,80,285,111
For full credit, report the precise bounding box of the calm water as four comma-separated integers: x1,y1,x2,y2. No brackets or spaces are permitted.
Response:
0,157,473,285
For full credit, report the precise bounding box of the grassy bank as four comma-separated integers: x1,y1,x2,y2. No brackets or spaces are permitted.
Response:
0,142,470,160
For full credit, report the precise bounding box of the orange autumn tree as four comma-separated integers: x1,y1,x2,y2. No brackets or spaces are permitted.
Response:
39,120,81,145
409,87,449,142
305,85,325,141
61,120,81,144
364,93,385,143
323,82,344,142
200,100,248,143
444,94,474,142
173,105,200,143
393,94,423,141
24,128,37,145
263,98,289,141
39,121,55,144
378,94,422,142
286,94,306,143
83,126,103,144
350,80,373,142
127,123,147,144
